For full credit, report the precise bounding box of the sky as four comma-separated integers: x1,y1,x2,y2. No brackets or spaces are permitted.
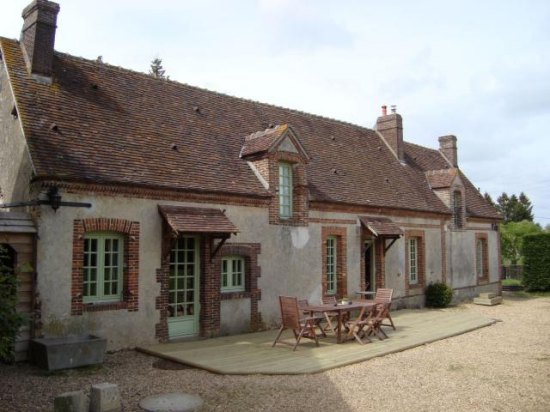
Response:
1,0,549,224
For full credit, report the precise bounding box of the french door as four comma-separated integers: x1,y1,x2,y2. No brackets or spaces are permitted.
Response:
168,236,200,338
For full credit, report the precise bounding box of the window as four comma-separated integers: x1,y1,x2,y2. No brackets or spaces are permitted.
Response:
326,236,337,295
476,236,488,279
408,237,418,284
221,256,245,292
279,162,293,218
83,232,124,303
453,190,463,229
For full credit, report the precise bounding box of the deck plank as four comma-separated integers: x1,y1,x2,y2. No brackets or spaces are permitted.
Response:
138,309,495,375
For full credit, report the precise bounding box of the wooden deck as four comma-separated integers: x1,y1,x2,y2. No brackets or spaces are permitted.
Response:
138,309,496,375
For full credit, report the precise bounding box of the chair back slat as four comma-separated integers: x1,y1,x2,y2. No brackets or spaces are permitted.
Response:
374,288,393,304
279,296,301,329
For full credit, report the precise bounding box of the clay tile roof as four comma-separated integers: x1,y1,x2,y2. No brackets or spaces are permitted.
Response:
425,169,459,189
240,124,288,158
359,216,403,237
0,37,496,218
158,205,238,234
405,142,501,220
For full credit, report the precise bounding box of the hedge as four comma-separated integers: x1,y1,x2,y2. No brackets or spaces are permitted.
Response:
522,233,550,291
0,245,25,363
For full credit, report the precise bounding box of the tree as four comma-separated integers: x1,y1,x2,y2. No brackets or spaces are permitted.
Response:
483,192,495,207
496,192,534,223
500,220,542,265
149,57,168,79
517,192,534,221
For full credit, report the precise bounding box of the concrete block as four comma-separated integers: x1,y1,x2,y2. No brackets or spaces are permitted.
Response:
139,393,204,412
473,296,502,306
54,390,88,412
90,383,121,412
479,292,497,299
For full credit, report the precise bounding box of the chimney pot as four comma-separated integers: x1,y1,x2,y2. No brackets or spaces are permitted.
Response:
381,105,387,116
391,105,397,114
20,0,60,80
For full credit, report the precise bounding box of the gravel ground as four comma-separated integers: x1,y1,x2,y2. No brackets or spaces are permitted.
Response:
1,293,549,412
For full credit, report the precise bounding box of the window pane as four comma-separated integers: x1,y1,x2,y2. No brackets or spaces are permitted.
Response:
83,233,123,302
326,237,337,294
221,257,245,291
279,163,293,218
409,238,418,283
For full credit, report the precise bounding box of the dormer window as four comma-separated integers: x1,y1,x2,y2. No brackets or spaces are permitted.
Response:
279,162,293,219
240,124,309,226
453,190,464,229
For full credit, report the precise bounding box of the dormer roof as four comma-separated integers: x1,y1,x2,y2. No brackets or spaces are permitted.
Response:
240,124,309,161
425,168,460,189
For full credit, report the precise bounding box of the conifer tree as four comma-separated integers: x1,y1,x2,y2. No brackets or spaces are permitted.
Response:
149,57,168,79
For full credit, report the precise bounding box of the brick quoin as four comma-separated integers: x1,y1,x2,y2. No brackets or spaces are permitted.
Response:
71,218,140,315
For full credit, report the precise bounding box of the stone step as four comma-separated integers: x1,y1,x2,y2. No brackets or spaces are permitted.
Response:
479,292,497,299
473,296,502,306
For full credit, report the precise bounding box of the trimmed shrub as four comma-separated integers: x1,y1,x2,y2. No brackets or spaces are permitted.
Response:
0,245,25,363
425,282,453,308
522,233,550,291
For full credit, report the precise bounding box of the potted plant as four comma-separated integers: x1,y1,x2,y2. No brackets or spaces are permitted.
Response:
29,315,106,371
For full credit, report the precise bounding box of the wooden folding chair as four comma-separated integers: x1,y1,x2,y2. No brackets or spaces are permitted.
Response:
272,296,320,351
374,288,396,330
298,299,327,338
321,296,340,334
362,302,389,341
345,302,388,344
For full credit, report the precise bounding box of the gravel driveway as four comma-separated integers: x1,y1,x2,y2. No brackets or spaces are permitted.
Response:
1,293,549,411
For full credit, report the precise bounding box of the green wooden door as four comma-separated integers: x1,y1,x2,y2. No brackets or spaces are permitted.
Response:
168,236,200,338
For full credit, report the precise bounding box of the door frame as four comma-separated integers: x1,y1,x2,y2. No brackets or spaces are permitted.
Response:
364,239,376,292
167,235,200,339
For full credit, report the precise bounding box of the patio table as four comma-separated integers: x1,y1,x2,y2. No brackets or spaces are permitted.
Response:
303,301,376,343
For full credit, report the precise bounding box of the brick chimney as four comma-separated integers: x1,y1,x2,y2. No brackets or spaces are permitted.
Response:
20,0,60,81
376,105,404,161
438,135,458,167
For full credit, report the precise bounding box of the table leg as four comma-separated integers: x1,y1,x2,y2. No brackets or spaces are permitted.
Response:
337,311,342,343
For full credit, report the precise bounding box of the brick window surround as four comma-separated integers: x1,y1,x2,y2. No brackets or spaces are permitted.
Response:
71,218,140,315
268,151,308,226
321,227,347,299
475,233,489,284
405,230,425,296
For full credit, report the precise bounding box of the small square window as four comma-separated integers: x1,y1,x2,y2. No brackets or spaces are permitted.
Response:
221,256,245,292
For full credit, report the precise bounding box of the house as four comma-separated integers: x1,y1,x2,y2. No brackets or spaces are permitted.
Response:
0,0,501,358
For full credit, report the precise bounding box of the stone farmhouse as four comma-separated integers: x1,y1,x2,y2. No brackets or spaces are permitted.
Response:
0,1,501,358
